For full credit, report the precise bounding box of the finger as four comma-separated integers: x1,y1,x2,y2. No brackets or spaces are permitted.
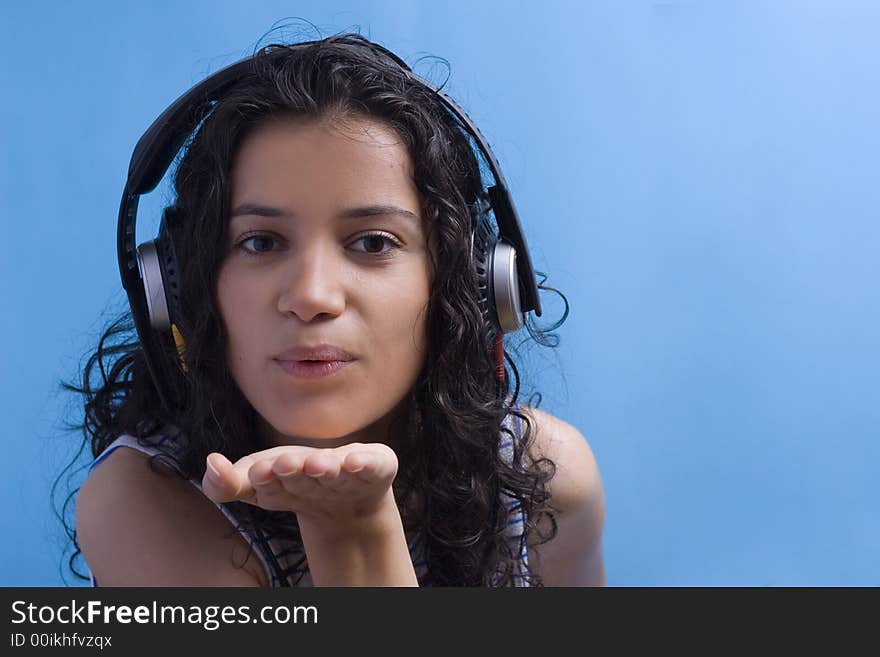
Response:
341,450,372,473
230,445,311,471
247,460,294,509
274,454,323,499
276,470,323,501
271,451,306,477
344,453,384,485
248,459,278,487
203,453,252,503
318,456,370,495
343,446,397,485
302,451,342,481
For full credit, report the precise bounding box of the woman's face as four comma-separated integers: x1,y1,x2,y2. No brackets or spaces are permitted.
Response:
217,115,433,447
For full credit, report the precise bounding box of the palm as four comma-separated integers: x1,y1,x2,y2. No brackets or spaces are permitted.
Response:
201,442,399,522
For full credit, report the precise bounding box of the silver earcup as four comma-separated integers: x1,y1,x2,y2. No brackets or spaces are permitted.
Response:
473,210,525,335
136,240,171,330
491,241,524,333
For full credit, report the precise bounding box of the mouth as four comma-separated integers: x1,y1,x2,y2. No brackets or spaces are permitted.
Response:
274,358,354,380
272,342,356,380
274,344,356,362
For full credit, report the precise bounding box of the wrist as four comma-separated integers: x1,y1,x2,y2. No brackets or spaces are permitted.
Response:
297,491,401,545
295,493,418,586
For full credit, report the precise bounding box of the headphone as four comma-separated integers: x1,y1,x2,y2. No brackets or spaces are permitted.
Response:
117,38,542,411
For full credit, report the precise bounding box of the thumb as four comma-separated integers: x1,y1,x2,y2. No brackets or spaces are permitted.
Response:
202,452,253,503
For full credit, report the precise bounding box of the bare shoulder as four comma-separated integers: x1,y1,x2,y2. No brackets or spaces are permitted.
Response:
520,406,604,514
76,446,267,587
520,406,607,586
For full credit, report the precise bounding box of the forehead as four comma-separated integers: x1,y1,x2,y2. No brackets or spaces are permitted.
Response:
230,115,419,207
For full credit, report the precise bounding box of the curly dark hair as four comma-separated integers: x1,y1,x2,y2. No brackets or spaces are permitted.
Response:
58,31,570,586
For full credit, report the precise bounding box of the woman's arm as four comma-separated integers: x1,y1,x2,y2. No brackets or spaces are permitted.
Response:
522,406,607,586
295,496,418,586
76,448,267,586
201,442,418,586
78,445,417,587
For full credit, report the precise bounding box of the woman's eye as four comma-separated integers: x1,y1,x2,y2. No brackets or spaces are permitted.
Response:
235,232,400,256
238,235,278,254
349,233,401,255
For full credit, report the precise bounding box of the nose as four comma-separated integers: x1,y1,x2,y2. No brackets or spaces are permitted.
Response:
276,244,346,322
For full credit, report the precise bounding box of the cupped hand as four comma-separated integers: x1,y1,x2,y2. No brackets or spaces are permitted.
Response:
201,442,399,523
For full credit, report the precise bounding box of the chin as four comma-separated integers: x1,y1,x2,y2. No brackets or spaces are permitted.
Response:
272,420,352,441
259,411,366,444
254,393,405,445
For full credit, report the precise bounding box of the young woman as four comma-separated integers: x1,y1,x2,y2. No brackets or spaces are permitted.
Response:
68,32,605,586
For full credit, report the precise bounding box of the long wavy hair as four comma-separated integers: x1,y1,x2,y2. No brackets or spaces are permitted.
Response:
58,32,570,586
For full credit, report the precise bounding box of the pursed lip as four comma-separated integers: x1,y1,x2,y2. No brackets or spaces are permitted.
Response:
273,343,356,362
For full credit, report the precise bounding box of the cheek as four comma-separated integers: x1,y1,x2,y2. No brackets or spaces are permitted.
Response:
215,265,234,323
383,277,431,358
216,268,257,365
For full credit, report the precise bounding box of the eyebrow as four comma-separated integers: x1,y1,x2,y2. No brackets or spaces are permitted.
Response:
229,203,420,222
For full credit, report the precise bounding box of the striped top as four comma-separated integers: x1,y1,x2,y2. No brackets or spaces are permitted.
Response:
86,410,530,587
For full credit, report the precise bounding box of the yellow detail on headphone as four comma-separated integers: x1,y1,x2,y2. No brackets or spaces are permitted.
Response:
171,323,188,373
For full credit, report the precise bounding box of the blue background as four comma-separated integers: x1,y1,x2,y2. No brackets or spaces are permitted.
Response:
2,1,877,586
